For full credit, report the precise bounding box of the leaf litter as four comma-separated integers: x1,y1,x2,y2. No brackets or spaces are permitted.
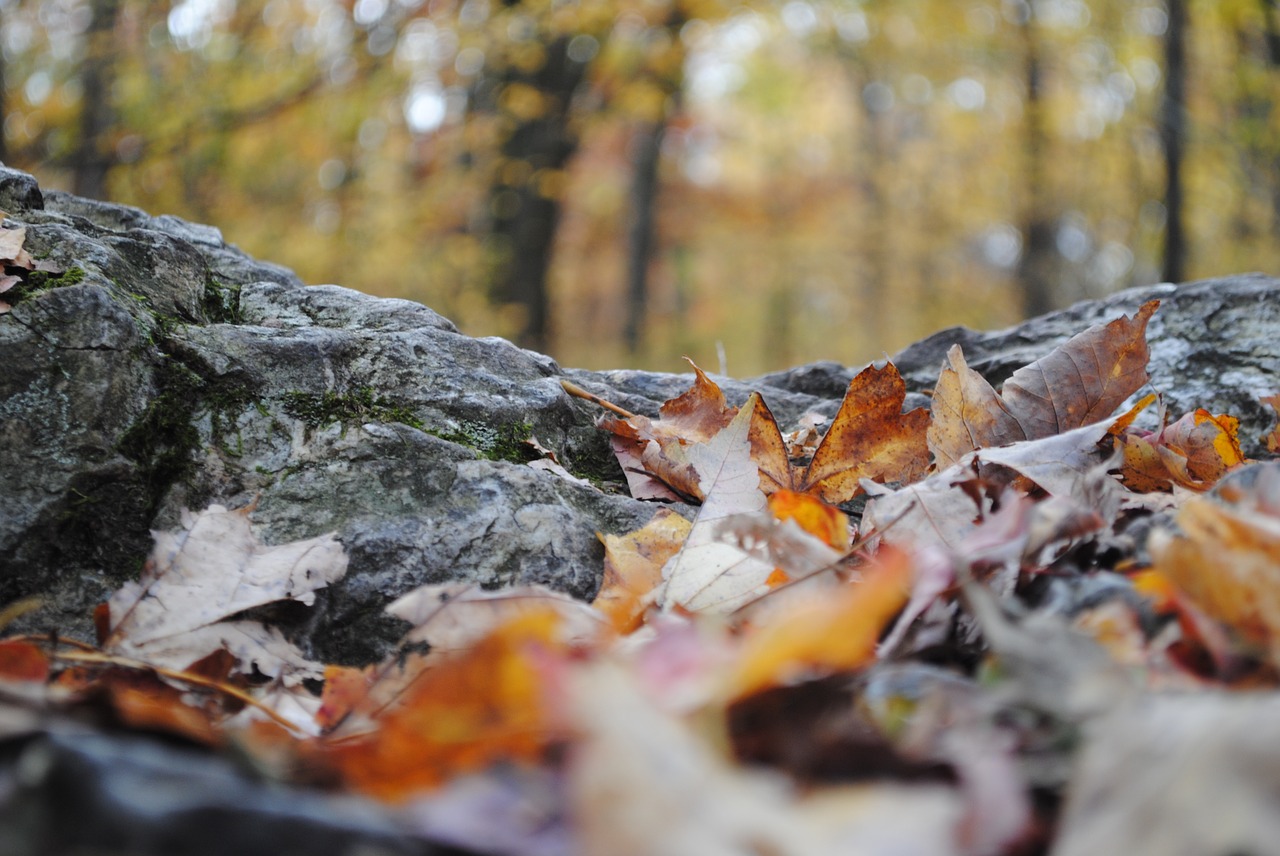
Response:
6,298,1280,854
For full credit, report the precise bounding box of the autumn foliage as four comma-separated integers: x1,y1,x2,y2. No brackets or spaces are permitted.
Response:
4,295,1280,853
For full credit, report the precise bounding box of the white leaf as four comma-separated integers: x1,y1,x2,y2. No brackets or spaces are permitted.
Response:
105,504,347,678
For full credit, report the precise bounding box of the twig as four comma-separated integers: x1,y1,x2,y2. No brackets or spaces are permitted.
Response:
50,649,306,735
560,379,636,419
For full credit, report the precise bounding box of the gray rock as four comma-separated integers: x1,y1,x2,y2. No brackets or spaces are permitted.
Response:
1,165,1278,667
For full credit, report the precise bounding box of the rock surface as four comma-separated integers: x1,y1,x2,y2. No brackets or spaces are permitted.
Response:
3,165,1279,668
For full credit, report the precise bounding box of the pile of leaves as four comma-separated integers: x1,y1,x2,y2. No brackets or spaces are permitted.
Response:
4,298,1280,855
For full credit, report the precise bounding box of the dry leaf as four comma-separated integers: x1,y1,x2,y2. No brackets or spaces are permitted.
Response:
1150,494,1280,665
928,345,1026,469
659,400,772,612
1115,409,1245,492
725,549,913,700
800,363,930,503
1001,300,1158,439
594,509,692,633
105,504,347,682
325,610,572,801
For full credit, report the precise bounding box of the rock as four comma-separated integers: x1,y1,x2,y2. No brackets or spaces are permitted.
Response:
2,165,1279,668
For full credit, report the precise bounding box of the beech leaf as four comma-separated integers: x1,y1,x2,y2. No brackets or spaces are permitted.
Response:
1001,300,1158,439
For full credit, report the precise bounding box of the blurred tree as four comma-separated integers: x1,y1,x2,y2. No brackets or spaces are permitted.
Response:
1161,0,1189,283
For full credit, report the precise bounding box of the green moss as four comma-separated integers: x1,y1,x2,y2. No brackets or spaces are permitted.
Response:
281,387,424,439
427,419,537,464
203,278,242,324
2,265,86,305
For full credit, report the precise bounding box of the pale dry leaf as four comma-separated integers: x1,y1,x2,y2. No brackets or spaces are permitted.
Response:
568,661,818,856
975,420,1113,496
388,582,607,653
659,399,773,613
106,504,347,679
861,462,988,553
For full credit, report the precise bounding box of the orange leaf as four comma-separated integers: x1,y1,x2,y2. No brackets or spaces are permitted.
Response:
594,508,692,633
316,664,376,733
766,489,851,550
1117,409,1245,492
324,610,570,801
800,363,930,503
0,640,49,682
101,670,221,745
1151,495,1280,664
725,548,913,699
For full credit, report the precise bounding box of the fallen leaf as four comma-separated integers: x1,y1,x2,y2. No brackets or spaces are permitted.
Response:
325,610,572,801
594,509,692,633
105,504,347,682
975,419,1114,496
567,660,819,856
767,490,852,551
725,549,913,700
1150,494,1280,665
800,363,930,503
1000,300,1158,439
928,345,1026,469
0,641,50,682
1115,409,1245,492
326,582,607,736
1264,394,1280,453
659,400,772,612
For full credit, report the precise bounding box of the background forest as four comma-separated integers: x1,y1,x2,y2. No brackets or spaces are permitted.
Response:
1,0,1277,375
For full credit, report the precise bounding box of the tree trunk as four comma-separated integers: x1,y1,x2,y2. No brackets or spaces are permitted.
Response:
481,35,587,354
1161,0,1190,284
72,0,123,200
623,118,665,355
1016,6,1057,318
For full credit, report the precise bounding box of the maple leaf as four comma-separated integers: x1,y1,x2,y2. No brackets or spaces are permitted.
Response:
104,504,347,683
598,359,737,501
798,362,930,504
658,399,778,613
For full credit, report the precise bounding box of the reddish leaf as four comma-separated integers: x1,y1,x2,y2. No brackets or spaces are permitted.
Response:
0,641,49,682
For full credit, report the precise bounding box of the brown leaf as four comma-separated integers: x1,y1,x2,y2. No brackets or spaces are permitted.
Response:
928,345,1026,469
800,363,930,503
1001,300,1158,439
